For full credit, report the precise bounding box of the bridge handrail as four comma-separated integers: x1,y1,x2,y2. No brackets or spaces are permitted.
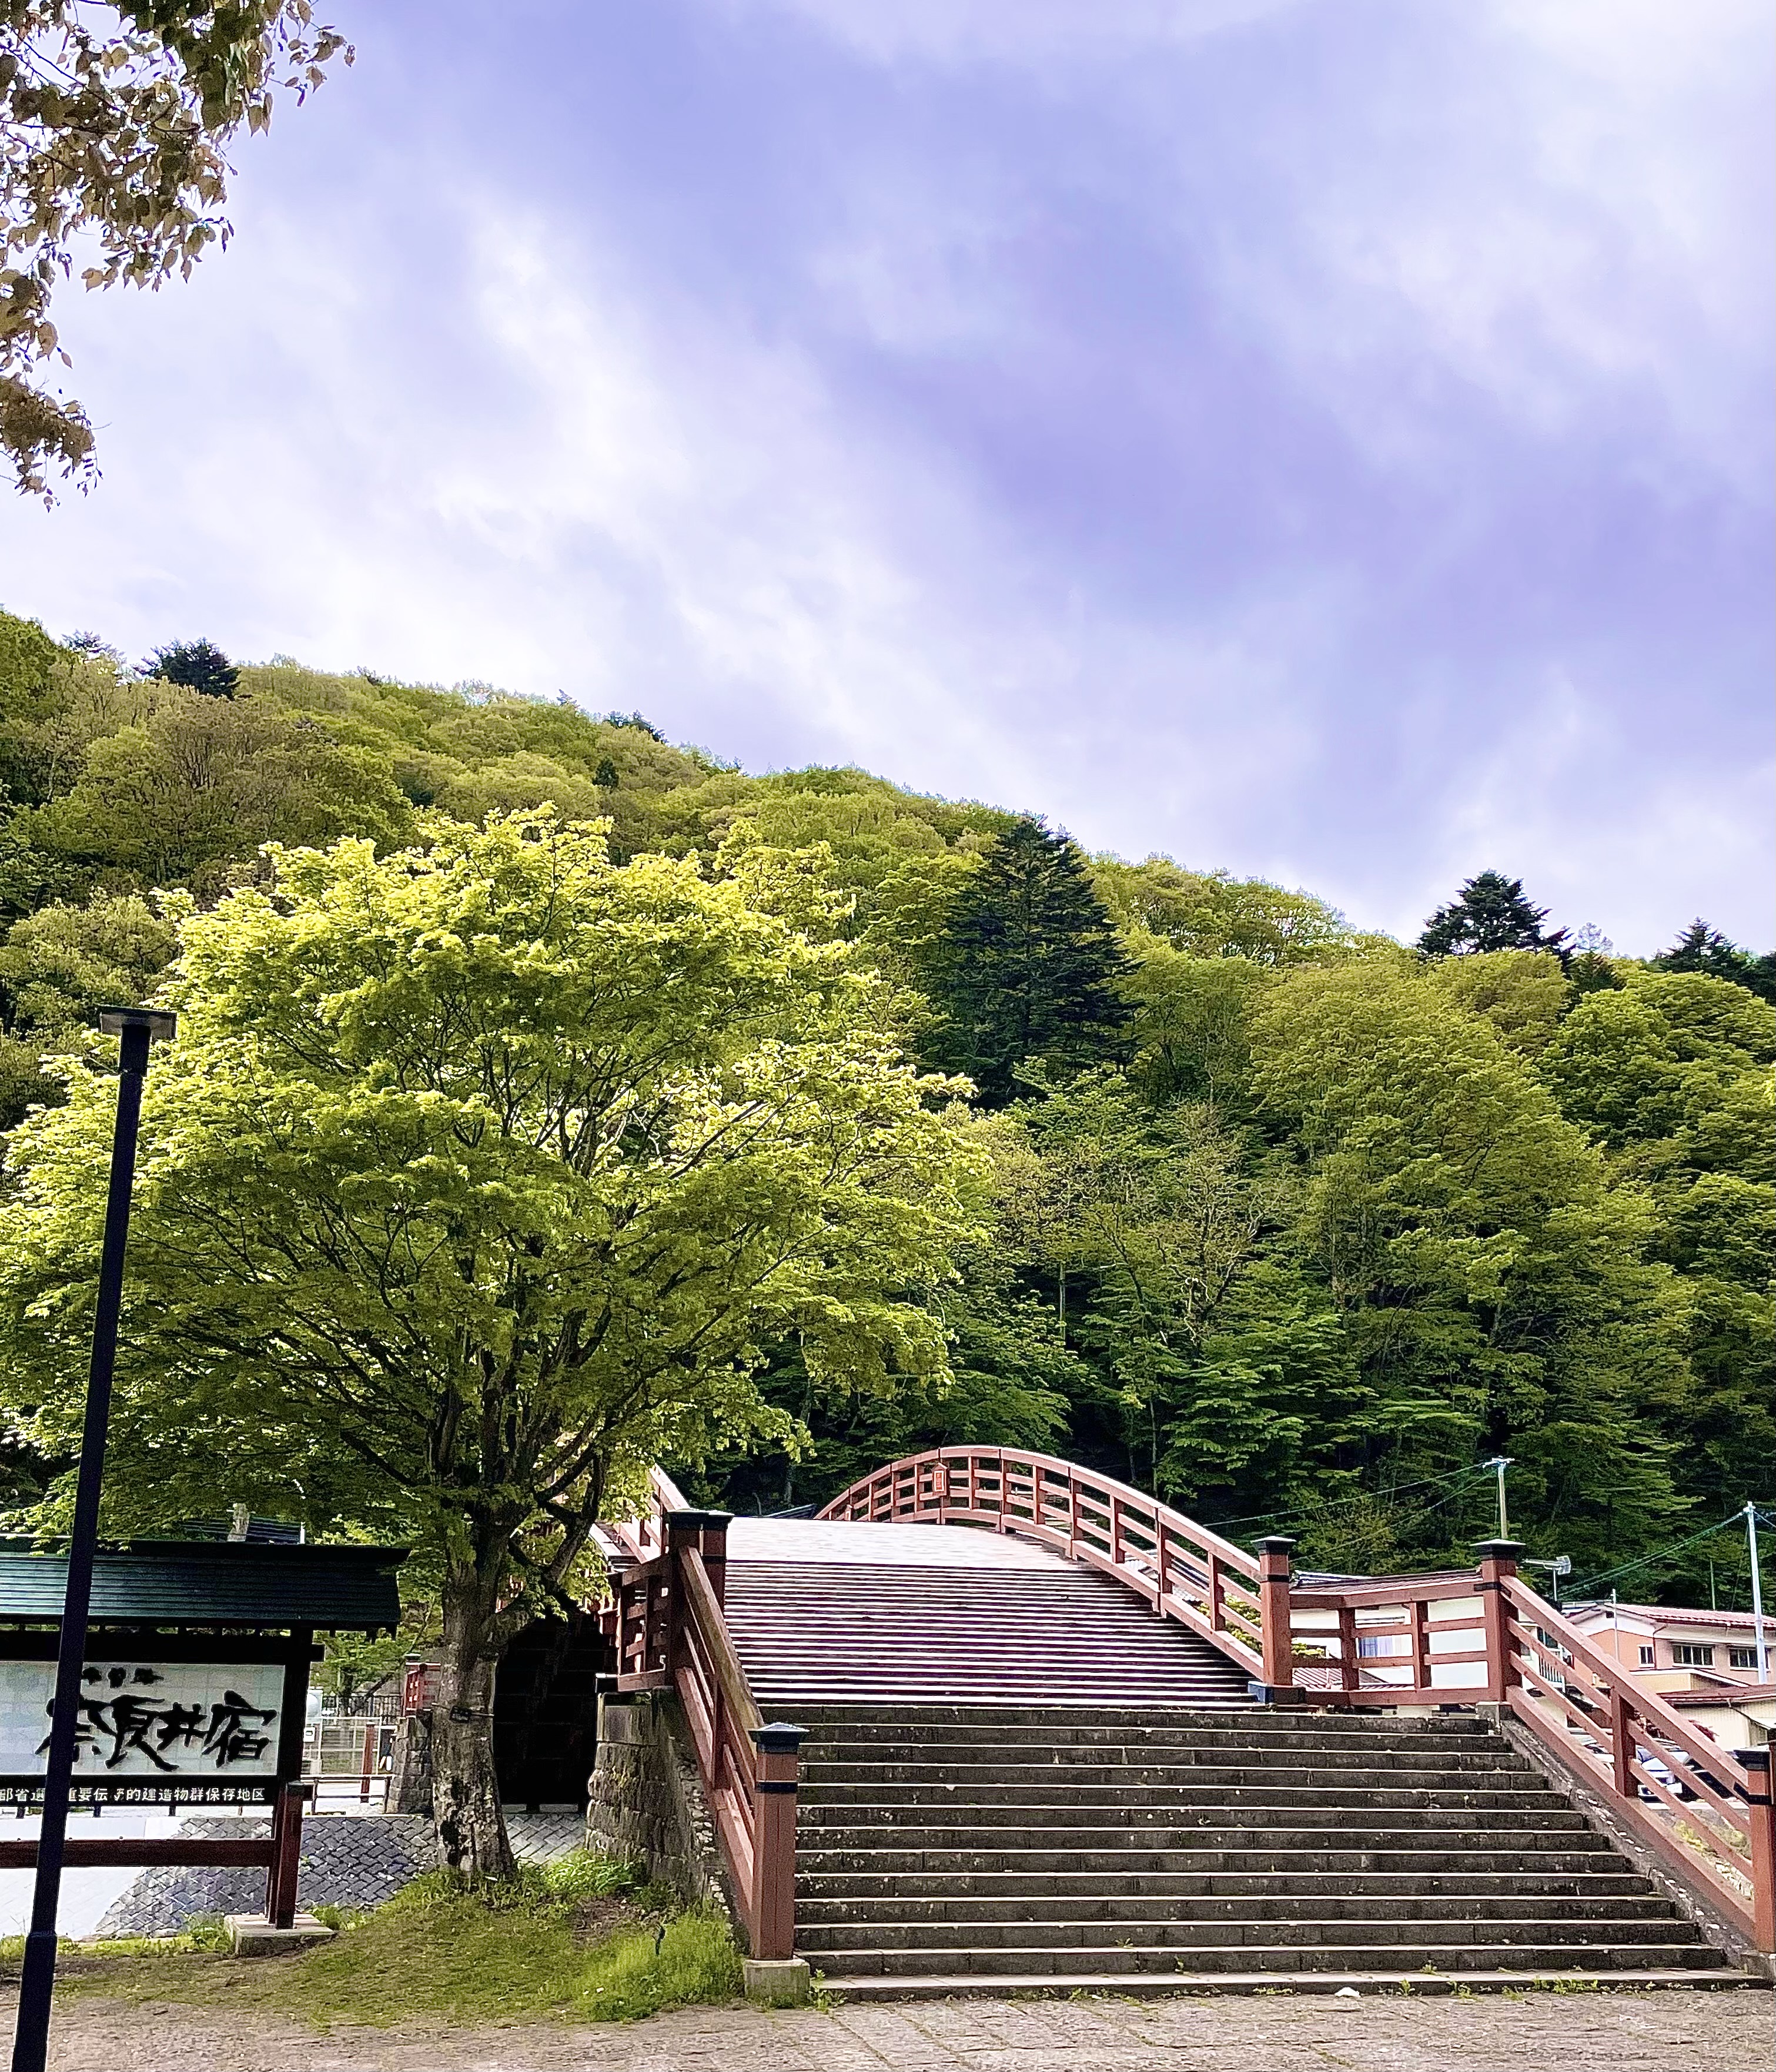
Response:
817,1445,1295,1689
1494,1568,1770,1950
601,1489,800,1961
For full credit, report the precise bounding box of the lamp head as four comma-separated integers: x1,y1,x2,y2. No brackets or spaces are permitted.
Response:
96,1009,178,1043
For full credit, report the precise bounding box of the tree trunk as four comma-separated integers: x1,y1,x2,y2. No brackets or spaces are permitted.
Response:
432,1572,516,1882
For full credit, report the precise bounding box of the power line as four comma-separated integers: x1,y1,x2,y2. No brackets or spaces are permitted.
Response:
1567,1507,1774,1601
1208,1462,1492,1539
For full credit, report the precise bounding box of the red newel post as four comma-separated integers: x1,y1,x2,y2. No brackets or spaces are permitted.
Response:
748,1723,806,1961
665,1508,731,1664
1742,1748,1774,1954
1474,1539,1523,1706
1256,1535,1296,1698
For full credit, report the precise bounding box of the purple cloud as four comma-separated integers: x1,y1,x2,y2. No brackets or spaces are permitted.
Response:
1,0,1768,949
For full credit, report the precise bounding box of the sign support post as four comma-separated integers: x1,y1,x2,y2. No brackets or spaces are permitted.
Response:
10,1007,174,2072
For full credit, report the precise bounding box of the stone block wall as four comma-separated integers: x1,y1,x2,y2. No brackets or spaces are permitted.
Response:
586,1689,742,1942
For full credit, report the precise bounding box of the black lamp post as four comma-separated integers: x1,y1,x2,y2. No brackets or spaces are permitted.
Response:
9,1007,176,2072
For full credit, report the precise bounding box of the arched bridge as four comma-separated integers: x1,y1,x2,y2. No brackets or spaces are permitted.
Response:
595,1446,1774,1997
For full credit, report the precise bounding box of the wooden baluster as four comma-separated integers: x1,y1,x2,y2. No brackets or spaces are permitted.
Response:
1610,1685,1635,1799
1109,1493,1122,1571
1409,1595,1430,1695
1475,1539,1523,1706
748,1723,806,1961
1159,1525,1173,1614
1741,1749,1774,1954
1256,1535,1295,1698
1337,1604,1359,1693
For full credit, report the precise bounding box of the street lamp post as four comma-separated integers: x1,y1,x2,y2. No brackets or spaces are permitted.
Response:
9,1008,176,2072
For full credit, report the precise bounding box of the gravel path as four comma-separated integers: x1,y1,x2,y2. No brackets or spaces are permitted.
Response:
15,1984,1774,2071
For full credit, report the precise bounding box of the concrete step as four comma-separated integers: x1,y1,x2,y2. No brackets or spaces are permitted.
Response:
795,1890,1680,1926
797,1914,1707,1954
797,1842,1623,1877
797,1869,1666,1904
820,1969,1769,2000
798,1746,1545,1776
786,1706,1496,1733
814,1939,1733,1979
795,1773,1575,1806
800,1804,1591,1836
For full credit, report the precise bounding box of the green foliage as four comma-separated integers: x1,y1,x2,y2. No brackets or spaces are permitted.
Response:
0,616,1765,1618
0,808,982,1867
1418,870,1568,959
145,639,238,699
1093,856,1365,965
922,818,1133,1104
61,1860,741,2030
1653,919,1776,1003
1,6,350,497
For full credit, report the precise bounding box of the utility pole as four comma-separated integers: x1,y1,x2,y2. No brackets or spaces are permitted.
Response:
9,1008,176,2072
1486,1457,1512,1541
1748,1502,1770,1686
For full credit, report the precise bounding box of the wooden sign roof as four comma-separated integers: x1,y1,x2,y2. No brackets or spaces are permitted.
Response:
0,1540,406,1631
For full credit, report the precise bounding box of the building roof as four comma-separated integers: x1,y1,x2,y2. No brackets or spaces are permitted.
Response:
0,1540,407,1631
1565,1601,1771,1634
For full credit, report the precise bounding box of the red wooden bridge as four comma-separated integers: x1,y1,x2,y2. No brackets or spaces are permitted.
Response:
598,1446,1775,1995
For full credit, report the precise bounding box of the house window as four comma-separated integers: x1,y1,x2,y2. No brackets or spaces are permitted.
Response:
1729,1646,1760,1670
1357,1635,1407,1658
1672,1643,1714,1667
1637,1645,1654,1666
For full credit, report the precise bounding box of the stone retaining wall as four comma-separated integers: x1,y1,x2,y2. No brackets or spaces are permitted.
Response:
585,1691,741,1939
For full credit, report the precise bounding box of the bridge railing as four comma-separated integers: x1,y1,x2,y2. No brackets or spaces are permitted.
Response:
817,1452,1773,1954
817,1446,1296,1691
597,1482,800,1961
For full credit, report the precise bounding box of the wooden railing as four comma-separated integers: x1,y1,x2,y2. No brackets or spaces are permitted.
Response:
817,1454,1775,1955
598,1479,801,1961
817,1446,1297,1692
1491,1556,1773,1953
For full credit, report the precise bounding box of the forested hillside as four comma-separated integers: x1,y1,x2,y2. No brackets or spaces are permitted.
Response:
1,610,1770,1605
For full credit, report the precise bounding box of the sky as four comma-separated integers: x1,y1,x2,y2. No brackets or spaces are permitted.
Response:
1,0,1770,952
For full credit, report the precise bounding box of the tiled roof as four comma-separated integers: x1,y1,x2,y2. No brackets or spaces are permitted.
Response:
0,1539,406,1630
1564,1601,1771,1632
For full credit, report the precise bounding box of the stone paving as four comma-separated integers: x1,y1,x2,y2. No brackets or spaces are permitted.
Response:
91,1811,583,1936
18,1984,1775,2070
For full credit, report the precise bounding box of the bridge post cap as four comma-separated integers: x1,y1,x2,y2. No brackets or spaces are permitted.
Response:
1255,1535,1296,1554
1471,1538,1524,1559
664,1508,733,1532
750,1722,807,1753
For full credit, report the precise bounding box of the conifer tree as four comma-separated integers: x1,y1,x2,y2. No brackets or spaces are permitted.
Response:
1651,919,1776,1002
925,818,1132,1104
1417,870,1567,959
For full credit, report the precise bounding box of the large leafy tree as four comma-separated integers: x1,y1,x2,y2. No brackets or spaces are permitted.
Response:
923,817,1132,1104
1417,871,1568,960
0,812,982,1877
2,2,350,497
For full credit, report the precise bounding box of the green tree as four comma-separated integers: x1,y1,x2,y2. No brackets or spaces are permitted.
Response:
1092,856,1366,965
0,892,176,1123
146,638,238,699
1652,919,1776,1005
1250,962,1692,1571
1,3,350,497
922,818,1132,1104
0,812,982,1877
1418,871,1568,960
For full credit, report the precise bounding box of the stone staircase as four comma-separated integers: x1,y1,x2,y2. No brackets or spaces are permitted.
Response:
789,1705,1747,1994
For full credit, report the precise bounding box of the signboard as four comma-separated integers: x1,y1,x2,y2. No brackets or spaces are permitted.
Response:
0,1658,290,1807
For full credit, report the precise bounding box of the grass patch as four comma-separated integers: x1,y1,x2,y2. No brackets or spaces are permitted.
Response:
53,1850,741,2030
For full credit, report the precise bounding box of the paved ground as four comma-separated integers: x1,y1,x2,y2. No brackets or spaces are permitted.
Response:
15,1986,1774,2071
93,1810,585,1937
